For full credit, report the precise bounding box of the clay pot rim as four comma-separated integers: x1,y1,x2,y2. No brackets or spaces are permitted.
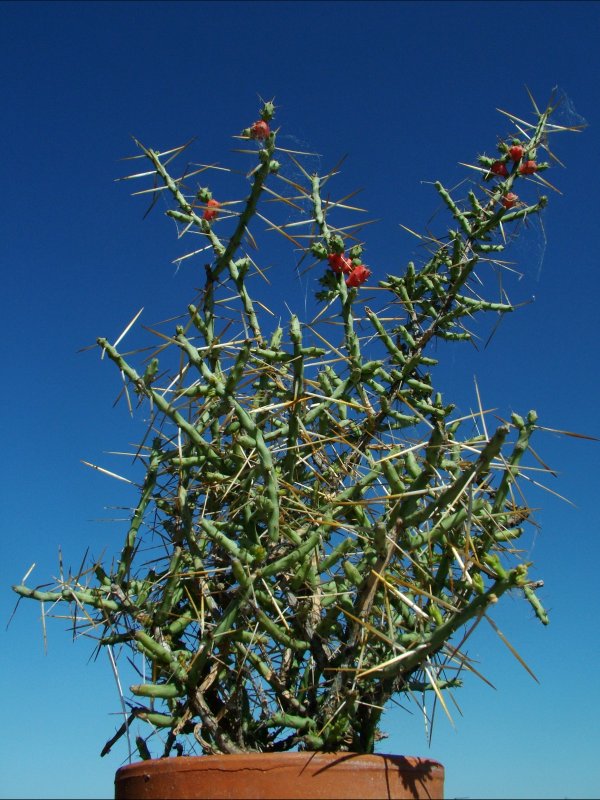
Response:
116,751,444,778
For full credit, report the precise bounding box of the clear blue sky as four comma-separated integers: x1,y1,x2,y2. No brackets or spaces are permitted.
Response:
2,1,599,798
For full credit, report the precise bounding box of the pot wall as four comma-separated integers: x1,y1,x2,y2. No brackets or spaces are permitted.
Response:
114,751,444,799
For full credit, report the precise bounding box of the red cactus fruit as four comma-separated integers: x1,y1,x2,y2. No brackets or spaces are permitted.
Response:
501,193,518,209
250,120,270,140
490,161,508,177
203,199,220,221
509,145,525,161
345,264,371,287
328,253,353,275
519,160,538,175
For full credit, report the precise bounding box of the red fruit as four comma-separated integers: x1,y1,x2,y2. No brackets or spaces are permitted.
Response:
250,120,270,140
501,193,518,209
328,252,353,275
490,161,508,177
345,264,371,288
203,198,220,221
519,160,538,175
509,145,524,161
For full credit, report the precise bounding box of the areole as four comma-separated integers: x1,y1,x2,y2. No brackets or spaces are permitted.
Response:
114,752,444,799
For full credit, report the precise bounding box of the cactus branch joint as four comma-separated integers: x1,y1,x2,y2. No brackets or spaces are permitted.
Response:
12,93,585,759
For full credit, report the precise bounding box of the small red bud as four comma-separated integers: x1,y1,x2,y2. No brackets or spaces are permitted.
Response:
509,145,525,162
490,161,508,177
519,160,538,175
203,198,220,221
250,120,270,140
345,264,371,288
501,193,518,209
328,253,353,275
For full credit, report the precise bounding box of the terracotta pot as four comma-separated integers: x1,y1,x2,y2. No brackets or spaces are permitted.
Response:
114,751,444,799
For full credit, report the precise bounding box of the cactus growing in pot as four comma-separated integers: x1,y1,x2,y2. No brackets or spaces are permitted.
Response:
12,94,582,771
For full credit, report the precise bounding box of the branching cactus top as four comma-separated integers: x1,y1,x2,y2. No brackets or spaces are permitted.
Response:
13,94,584,759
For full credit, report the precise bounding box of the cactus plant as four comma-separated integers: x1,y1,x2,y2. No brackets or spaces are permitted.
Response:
12,93,583,761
